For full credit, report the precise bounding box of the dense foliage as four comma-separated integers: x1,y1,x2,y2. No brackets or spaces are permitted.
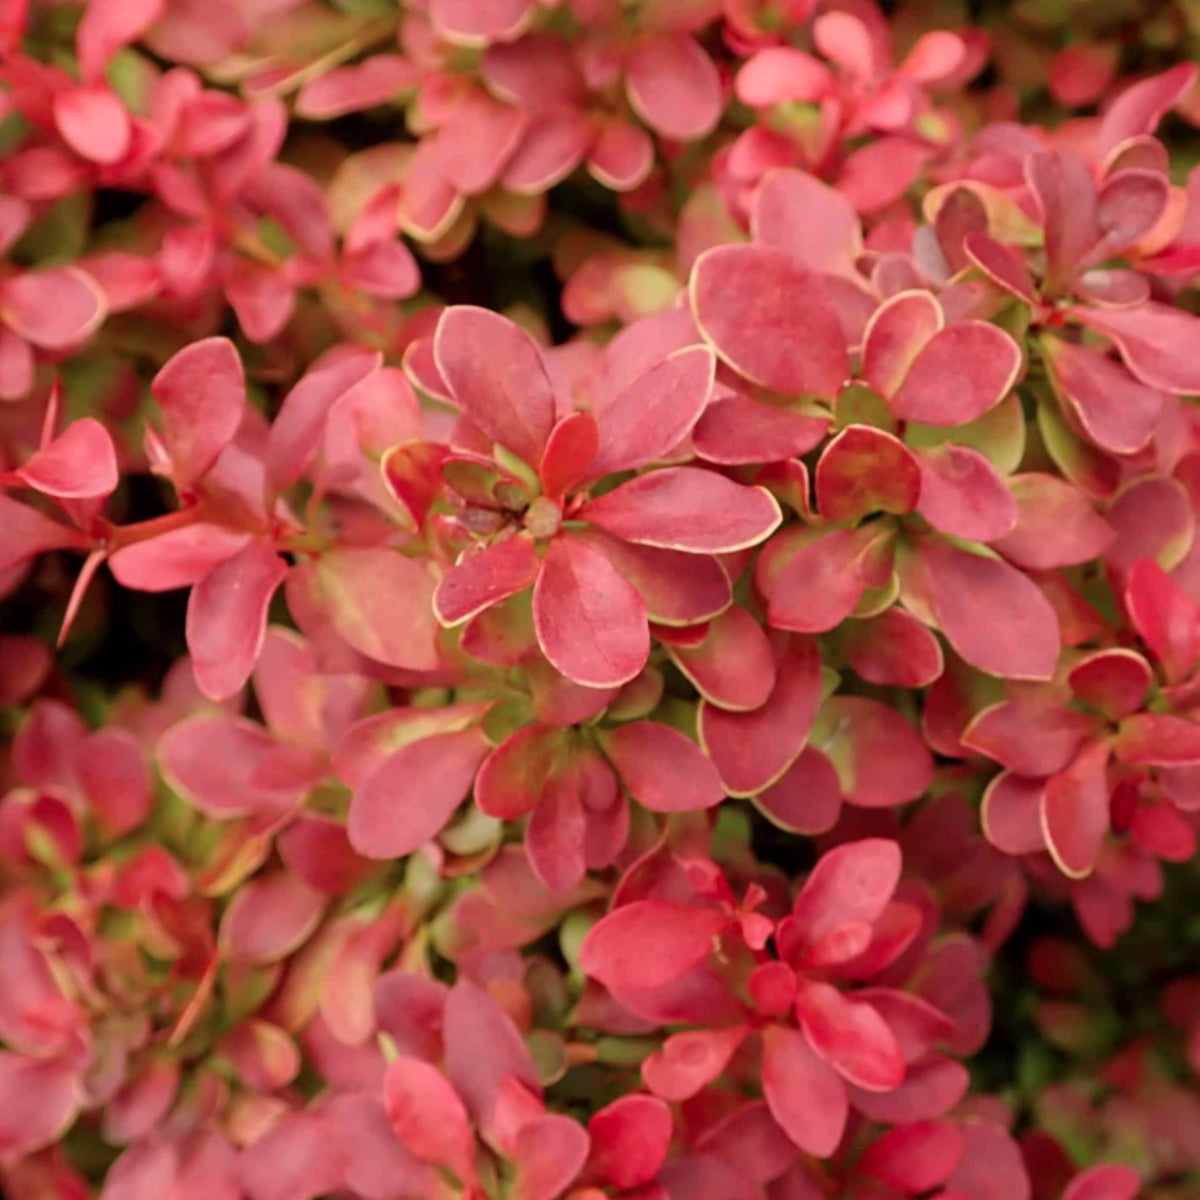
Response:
3,0,1200,1197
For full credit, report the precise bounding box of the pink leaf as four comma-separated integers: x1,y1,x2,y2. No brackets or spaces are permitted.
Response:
981,772,1047,855
431,0,532,43
691,392,828,465
77,0,165,82
1092,168,1170,261
691,243,849,398
348,727,489,858
1113,713,1200,766
265,349,380,498
0,496,87,574
591,346,714,476
841,607,944,688
761,1024,847,1157
109,525,251,593
914,443,1018,543
838,138,927,214
587,118,654,190
736,49,833,107
1071,301,1200,394
1,267,106,350
861,290,943,399
626,34,721,142
239,1111,349,1200
578,900,727,991
77,728,153,837
752,168,861,277
315,548,441,671
1125,559,1200,683
1025,149,1098,290
16,418,117,499
700,638,823,795
1041,336,1163,456
533,534,649,688
669,605,776,711
0,1053,80,1160
790,838,902,949
1094,63,1198,163
150,337,246,490
582,467,781,553
909,538,1060,681
186,541,288,701
511,1114,590,1200
526,774,587,894
795,981,906,1091
890,323,1022,426
53,86,131,164
435,536,541,626
599,721,724,812
992,474,1114,570
641,1027,749,1102
572,530,730,626
220,871,325,963
815,697,934,808
1043,741,1112,878
1062,1165,1142,1200
964,699,1096,777
383,1057,476,1183
295,56,419,119
434,306,556,467
859,1120,965,1191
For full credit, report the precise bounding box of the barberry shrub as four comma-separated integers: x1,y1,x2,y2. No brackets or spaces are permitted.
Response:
2,0,1200,1198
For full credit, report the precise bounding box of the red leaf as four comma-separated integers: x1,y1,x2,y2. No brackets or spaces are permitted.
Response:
599,721,724,812
691,243,849,398
1,266,106,350
220,871,325,963
795,981,906,1091
625,34,721,141
573,530,731,625
434,306,556,467
348,727,490,858
669,605,776,711
578,900,727,991
814,697,934,808
838,137,927,214
963,232,1037,303
761,1024,848,1157
1094,63,1197,162
963,699,1097,777
477,726,568,820
435,536,541,626
1113,713,1200,766
526,773,588,894
186,541,288,701
295,56,420,119
1092,168,1170,261
512,1113,591,1200
790,838,902,949
533,534,649,688
861,290,942,399
77,728,152,837
1043,741,1112,878
909,538,1060,681
842,608,944,688
591,346,714,476
1041,336,1163,456
150,337,246,490
540,411,599,498
858,1120,965,1191
383,1057,476,1184
1125,559,1200,683
582,467,781,553
699,638,823,795
16,418,117,499
737,49,834,107
914,444,1018,543
756,747,843,834
815,425,920,523
587,1094,671,1190
109,525,250,592
315,548,441,671
1067,649,1151,721
943,1121,1032,1200
1071,301,1200,395
890,323,1022,426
